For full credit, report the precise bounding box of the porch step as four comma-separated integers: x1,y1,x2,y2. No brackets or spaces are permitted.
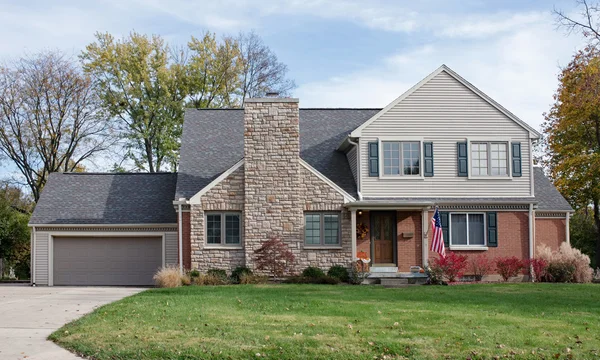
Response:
380,278,409,288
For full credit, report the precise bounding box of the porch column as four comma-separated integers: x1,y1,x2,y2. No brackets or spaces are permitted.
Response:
565,212,570,244
421,208,428,267
351,209,357,261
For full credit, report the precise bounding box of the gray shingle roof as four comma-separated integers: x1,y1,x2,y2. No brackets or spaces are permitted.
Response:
30,172,178,225
176,108,380,199
533,167,573,211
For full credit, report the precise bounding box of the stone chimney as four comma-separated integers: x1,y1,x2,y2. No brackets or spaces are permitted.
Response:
243,98,302,268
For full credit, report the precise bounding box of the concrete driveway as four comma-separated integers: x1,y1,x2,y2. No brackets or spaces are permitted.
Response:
0,285,144,360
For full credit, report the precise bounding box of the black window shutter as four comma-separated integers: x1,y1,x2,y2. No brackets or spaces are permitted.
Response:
511,142,522,177
487,212,498,247
457,142,468,177
423,142,434,177
368,141,379,177
440,211,449,247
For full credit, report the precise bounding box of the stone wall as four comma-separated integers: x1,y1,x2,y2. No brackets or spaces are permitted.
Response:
190,166,245,271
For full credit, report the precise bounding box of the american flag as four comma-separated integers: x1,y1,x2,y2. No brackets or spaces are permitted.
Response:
430,208,446,257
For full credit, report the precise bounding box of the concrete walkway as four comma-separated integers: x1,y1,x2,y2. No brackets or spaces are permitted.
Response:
0,285,144,360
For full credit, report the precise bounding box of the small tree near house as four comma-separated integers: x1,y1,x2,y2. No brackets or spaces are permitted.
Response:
254,236,295,277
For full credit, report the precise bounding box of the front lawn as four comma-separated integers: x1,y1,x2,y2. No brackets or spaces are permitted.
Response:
50,284,600,359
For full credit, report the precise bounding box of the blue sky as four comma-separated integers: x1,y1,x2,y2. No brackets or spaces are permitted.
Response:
0,0,586,174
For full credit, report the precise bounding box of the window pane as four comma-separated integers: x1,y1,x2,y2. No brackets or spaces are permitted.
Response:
383,141,400,175
471,143,489,176
324,214,340,245
403,141,420,175
490,142,507,176
451,214,467,245
206,214,222,244
305,214,321,245
468,214,485,245
225,214,240,244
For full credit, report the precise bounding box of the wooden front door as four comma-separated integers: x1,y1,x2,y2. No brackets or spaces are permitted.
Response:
371,212,395,264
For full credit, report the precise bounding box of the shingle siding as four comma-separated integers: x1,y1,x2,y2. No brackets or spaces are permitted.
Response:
360,71,532,198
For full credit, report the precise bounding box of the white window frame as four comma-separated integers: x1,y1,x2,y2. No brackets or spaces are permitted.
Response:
303,212,342,248
449,212,488,250
467,138,512,180
378,137,424,180
205,212,242,247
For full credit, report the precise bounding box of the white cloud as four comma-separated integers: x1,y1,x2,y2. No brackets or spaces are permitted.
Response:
296,15,583,132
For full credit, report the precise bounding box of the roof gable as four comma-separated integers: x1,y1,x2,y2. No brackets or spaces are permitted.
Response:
350,65,541,139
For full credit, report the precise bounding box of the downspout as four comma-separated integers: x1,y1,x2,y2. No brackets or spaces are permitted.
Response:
528,203,535,282
565,212,570,244
178,202,183,274
31,226,36,286
347,137,363,200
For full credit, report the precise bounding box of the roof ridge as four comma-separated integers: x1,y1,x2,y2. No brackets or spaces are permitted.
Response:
186,108,383,111
57,172,176,175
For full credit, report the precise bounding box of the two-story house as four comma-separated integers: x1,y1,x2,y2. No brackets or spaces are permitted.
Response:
29,65,572,286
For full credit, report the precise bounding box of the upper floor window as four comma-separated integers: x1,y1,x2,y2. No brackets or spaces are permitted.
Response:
304,212,340,246
382,141,420,176
206,212,241,245
471,142,508,176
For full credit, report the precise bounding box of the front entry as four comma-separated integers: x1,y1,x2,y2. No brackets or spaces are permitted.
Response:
371,211,396,265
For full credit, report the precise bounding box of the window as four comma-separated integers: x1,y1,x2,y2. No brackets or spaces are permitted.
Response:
471,142,508,176
450,213,485,246
382,141,420,176
206,213,241,245
304,212,340,246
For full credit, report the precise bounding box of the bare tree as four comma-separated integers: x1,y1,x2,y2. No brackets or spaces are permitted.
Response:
554,0,600,43
0,51,114,201
238,31,296,100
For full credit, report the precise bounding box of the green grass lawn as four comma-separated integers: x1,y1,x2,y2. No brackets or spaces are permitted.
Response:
50,284,600,359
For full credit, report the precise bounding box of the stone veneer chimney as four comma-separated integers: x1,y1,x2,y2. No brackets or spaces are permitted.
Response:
243,98,302,268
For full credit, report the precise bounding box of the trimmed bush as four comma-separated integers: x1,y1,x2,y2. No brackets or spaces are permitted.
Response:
544,262,575,283
207,268,228,280
194,273,230,286
327,265,349,282
231,266,253,284
239,273,268,284
537,243,593,283
153,266,183,288
524,258,547,282
469,254,494,281
284,275,340,285
189,269,200,279
430,252,468,282
495,257,524,281
302,266,325,278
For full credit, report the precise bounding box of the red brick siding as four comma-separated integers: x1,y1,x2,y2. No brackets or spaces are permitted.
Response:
180,212,191,270
397,211,422,272
426,211,530,274
535,218,566,253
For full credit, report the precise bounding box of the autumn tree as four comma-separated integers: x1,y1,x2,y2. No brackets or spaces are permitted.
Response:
81,32,188,172
543,45,600,267
0,51,112,201
186,32,243,108
0,184,31,279
238,31,296,100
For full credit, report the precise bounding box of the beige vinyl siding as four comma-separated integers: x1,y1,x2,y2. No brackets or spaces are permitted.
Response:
360,71,531,198
165,232,178,265
346,146,358,183
34,232,49,285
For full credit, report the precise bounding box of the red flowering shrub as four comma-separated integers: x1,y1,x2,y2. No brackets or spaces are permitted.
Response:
495,256,524,281
254,236,295,277
469,254,494,281
430,252,468,282
524,258,548,282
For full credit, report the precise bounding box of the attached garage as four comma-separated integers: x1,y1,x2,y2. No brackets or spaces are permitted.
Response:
53,236,163,286
29,172,180,286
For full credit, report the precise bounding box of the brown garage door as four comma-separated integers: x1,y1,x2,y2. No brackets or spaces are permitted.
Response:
53,237,162,286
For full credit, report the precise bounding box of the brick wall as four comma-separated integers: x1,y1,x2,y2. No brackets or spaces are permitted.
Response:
396,211,423,272
182,212,191,269
535,218,566,253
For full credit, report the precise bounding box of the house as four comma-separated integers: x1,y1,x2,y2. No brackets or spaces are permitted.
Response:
29,65,573,286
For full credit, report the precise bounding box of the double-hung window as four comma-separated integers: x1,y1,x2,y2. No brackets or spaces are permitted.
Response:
382,141,420,176
304,212,340,246
206,212,241,245
471,142,508,176
449,213,486,247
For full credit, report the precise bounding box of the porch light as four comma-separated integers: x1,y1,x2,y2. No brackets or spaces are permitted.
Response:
358,210,363,216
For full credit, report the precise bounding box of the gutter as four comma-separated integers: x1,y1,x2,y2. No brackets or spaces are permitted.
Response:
346,137,363,200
